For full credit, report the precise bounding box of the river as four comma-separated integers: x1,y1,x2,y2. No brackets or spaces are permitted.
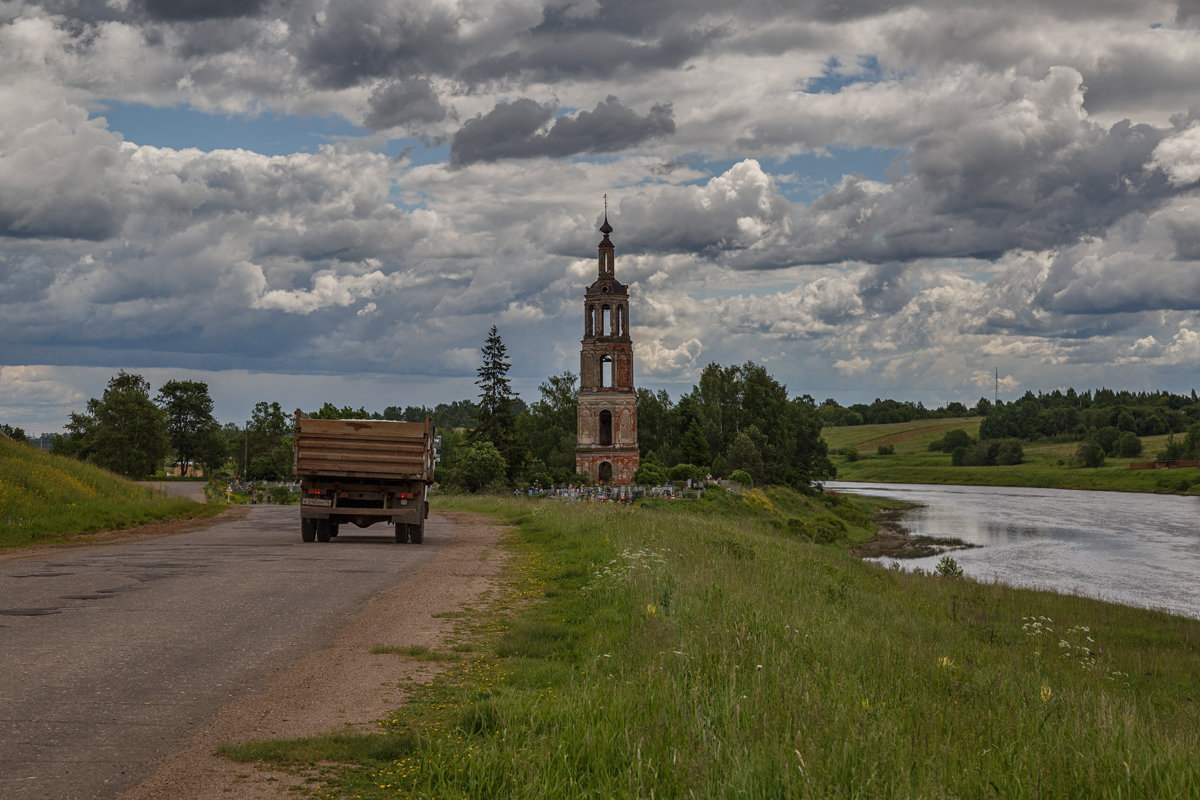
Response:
827,481,1200,620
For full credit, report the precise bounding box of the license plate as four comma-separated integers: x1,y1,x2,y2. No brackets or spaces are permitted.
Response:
302,497,333,507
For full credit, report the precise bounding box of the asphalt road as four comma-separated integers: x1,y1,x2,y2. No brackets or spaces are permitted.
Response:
0,505,442,800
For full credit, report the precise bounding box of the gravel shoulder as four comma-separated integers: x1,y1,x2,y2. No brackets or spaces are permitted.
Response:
117,509,509,800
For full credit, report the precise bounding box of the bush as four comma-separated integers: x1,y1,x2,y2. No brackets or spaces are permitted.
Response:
994,439,1024,466
633,462,668,486
935,556,964,577
729,469,753,487
668,463,702,484
940,429,974,452
1116,431,1143,458
876,444,895,456
1075,440,1106,468
950,446,970,466
843,447,859,463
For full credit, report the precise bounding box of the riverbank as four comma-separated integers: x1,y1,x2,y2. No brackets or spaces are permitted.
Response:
229,492,1200,798
849,504,974,560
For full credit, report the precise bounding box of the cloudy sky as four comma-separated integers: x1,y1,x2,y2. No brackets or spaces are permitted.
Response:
3,0,1200,434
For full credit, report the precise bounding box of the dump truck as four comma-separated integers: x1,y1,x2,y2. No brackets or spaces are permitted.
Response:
293,411,436,544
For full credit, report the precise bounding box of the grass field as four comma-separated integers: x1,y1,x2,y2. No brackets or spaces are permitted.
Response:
223,491,1200,798
823,420,1200,494
0,436,221,549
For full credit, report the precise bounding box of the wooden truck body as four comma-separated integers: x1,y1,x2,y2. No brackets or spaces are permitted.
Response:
293,411,435,543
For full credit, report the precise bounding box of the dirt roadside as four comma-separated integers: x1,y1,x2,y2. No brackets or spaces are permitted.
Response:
117,509,509,800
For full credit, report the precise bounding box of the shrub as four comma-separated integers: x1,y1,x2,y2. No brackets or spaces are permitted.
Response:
940,429,974,452
1116,432,1143,458
729,469,753,487
1075,440,1106,468
876,444,895,456
668,463,702,484
994,439,1024,466
633,462,668,486
843,447,859,463
935,556,964,577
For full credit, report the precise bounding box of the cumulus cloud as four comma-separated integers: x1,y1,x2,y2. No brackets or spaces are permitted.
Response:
6,0,1200,433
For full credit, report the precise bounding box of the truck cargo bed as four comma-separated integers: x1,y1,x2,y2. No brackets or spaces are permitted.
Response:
293,417,435,481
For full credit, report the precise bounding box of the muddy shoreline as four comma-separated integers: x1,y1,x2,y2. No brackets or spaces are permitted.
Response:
851,503,975,560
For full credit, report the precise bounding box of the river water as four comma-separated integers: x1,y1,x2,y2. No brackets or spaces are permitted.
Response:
827,481,1200,620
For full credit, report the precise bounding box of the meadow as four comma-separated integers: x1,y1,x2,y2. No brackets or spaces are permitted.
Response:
823,418,1200,494
0,436,219,548
223,490,1200,798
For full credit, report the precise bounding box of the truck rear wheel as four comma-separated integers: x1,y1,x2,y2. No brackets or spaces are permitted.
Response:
409,519,424,544
394,523,409,543
301,519,316,542
316,520,331,542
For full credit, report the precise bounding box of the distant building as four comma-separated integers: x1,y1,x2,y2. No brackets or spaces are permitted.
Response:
575,212,639,484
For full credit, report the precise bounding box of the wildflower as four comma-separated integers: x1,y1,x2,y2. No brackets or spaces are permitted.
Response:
646,603,657,617
1040,684,1053,703
938,656,955,669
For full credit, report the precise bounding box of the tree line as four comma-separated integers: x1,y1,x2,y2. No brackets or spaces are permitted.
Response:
26,329,1199,484
36,328,835,490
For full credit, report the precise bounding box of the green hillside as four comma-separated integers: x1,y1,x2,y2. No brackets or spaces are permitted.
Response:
0,436,220,549
823,420,1200,493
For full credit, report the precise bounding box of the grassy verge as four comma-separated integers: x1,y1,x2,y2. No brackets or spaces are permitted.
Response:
825,420,1200,493
225,490,1200,797
0,437,221,549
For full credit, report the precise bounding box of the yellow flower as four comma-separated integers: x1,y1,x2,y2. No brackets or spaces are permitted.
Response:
1040,684,1053,703
938,656,955,669
646,603,657,617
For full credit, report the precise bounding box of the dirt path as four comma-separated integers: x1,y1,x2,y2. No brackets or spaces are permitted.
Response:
118,510,508,800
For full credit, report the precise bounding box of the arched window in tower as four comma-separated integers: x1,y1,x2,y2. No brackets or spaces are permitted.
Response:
599,461,613,482
601,305,611,336
600,355,613,387
599,411,613,446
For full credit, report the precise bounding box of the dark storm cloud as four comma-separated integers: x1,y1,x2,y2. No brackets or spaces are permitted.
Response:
300,2,463,89
138,0,267,21
462,25,721,85
449,96,674,166
363,78,448,131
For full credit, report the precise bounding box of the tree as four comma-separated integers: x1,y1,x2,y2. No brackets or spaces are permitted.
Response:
157,379,226,476
0,424,27,443
246,401,291,480
453,441,507,492
311,402,371,419
521,371,578,483
70,371,170,478
472,326,520,479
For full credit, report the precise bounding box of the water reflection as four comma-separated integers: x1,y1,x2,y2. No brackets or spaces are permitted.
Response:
827,481,1200,620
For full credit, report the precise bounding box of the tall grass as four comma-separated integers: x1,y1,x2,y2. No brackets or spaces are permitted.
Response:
0,437,217,548
257,490,1200,798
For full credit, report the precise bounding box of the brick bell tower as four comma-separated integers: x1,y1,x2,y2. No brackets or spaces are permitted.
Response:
576,206,639,484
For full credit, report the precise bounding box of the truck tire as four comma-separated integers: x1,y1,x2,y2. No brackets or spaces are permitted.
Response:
316,520,331,543
301,519,316,542
394,523,409,543
410,519,424,544
329,523,339,538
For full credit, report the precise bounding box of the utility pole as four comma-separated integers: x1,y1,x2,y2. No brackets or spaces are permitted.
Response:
994,367,999,406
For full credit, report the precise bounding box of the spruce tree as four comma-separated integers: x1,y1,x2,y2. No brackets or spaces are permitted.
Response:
473,326,520,478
